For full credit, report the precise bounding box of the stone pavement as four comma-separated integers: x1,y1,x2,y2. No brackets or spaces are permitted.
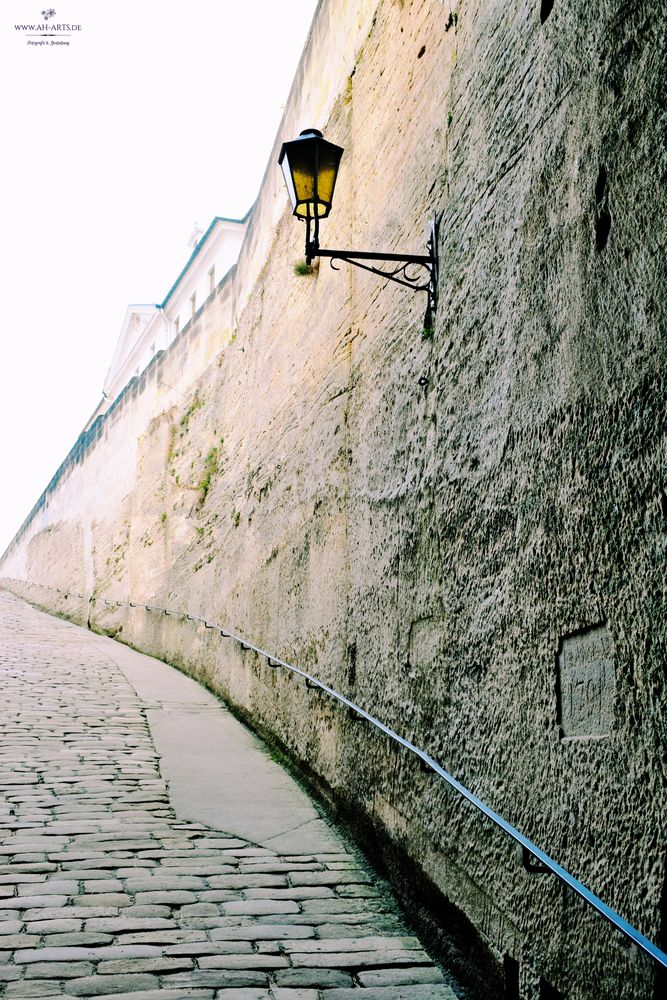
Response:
0,591,459,999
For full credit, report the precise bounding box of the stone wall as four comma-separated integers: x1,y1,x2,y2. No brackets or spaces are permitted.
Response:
3,2,666,997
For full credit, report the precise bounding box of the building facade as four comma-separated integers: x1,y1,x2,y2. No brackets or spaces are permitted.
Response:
101,216,246,410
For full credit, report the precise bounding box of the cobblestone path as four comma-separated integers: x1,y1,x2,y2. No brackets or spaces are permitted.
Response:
0,592,457,999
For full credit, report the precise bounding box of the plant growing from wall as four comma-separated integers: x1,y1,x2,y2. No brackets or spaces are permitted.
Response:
179,394,204,433
167,425,178,464
198,446,220,504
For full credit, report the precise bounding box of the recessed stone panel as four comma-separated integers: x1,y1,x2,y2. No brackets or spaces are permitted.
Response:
557,625,615,739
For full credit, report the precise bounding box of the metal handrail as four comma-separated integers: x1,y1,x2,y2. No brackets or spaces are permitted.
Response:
2,577,666,972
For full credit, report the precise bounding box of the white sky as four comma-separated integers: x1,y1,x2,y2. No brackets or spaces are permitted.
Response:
0,0,317,556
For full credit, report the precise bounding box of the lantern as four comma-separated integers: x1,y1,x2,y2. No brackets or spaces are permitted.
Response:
278,128,344,220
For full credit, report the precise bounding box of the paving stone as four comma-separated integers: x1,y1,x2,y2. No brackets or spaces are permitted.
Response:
24,906,118,920
257,912,370,926
196,891,237,903
0,967,22,981
0,841,69,853
324,989,457,999
0,864,56,875
0,933,40,948
0,894,69,909
243,887,334,901
122,905,172,918
68,871,129,880
112,866,158,876
281,934,421,953
96,958,194,974
300,898,366,913
177,917,232,930
317,919,402,937
187,840,246,850
67,973,160,995
288,949,431,968
82,881,124,893
238,863,323,873
274,968,354,988
120,931,208,945
130,891,197,906
43,932,115,946
223,899,300,916
209,924,315,941
88,992,214,1000
255,941,281,953
161,971,269,988
0,873,47,884
336,884,378,898
5,980,64,996
71,894,131,908
165,942,254,956
215,993,271,1000
358,966,447,987
0,920,23,933
197,954,288,969
14,945,164,962
0,845,57,858
25,961,95,978
154,865,236,876
84,917,175,932
271,990,318,1000
124,878,206,892
63,860,150,870
177,903,220,916
207,875,287,889
16,881,80,895
287,870,371,886
219,848,272,857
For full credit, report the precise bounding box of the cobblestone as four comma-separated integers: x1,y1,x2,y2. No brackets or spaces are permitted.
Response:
0,592,457,997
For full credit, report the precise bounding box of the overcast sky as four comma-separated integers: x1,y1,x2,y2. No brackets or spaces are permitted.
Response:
0,0,316,556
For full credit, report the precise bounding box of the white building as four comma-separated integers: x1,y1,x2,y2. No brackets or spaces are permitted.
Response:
100,215,247,408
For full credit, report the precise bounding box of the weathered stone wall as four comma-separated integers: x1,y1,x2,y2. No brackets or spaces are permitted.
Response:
3,2,666,997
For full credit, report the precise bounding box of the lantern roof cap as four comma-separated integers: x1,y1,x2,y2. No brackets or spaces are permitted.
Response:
278,128,329,165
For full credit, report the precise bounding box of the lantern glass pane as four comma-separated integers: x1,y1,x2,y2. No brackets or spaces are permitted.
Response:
291,163,316,205
280,157,298,213
315,143,342,207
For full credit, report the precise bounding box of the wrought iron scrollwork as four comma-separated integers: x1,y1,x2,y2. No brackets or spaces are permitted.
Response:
305,215,439,329
328,254,432,293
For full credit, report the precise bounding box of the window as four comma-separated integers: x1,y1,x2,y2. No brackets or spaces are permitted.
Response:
174,317,180,336
208,265,216,294
191,293,197,318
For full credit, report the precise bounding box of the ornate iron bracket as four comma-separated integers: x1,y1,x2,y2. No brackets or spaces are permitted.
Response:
305,216,439,329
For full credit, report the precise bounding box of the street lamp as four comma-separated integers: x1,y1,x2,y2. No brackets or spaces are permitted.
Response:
279,128,439,325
